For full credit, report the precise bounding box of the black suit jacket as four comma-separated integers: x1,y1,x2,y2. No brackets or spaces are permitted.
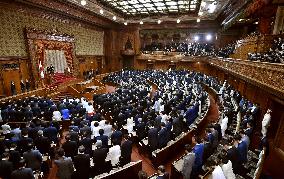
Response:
62,141,78,158
11,168,34,179
148,128,158,151
73,154,90,178
34,136,50,154
79,137,93,155
9,150,21,168
93,147,108,168
17,137,33,153
121,140,133,162
0,160,13,179
227,146,240,172
172,117,183,137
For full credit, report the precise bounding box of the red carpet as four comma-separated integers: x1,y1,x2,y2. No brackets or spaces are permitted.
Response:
49,73,76,87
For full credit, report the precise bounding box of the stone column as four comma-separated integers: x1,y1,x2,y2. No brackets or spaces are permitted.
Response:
273,6,284,35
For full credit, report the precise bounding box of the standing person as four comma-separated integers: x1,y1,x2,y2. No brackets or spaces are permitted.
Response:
73,146,90,179
121,134,133,165
261,109,272,137
20,80,26,93
0,152,13,179
191,135,204,178
54,148,74,179
11,81,16,96
181,144,195,179
26,79,30,92
23,143,42,171
11,159,34,179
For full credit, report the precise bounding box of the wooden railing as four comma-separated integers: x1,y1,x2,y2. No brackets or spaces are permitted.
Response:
207,57,284,100
95,160,142,179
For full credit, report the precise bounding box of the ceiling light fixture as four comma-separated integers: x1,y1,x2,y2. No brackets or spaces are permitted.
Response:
140,21,143,25
80,0,86,6
157,20,161,24
113,16,117,20
206,34,212,41
124,22,128,25
208,3,217,13
177,19,181,23
100,9,104,14
201,2,206,7
194,35,199,41
197,18,200,23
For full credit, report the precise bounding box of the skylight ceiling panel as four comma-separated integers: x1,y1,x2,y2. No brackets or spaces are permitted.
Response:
118,1,128,6
129,0,139,5
147,7,156,11
144,3,154,8
124,5,132,9
168,6,178,9
154,2,165,7
133,4,144,8
165,1,177,6
139,0,151,3
157,6,167,10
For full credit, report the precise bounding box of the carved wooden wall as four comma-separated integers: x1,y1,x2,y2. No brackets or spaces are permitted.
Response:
0,58,32,97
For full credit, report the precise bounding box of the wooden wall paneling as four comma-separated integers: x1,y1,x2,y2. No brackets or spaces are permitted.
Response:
2,69,21,96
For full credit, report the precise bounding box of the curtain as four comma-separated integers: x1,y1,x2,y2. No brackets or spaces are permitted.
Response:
44,50,68,73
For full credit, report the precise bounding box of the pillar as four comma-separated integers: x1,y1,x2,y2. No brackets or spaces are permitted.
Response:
273,6,284,34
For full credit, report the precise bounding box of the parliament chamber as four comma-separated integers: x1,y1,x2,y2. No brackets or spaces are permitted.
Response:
0,0,284,179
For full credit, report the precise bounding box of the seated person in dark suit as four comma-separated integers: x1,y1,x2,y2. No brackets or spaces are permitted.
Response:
96,129,108,148
73,146,90,179
11,159,34,179
121,134,133,165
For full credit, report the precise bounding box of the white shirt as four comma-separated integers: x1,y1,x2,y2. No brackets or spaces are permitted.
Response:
103,124,113,137
86,105,94,113
0,110,2,122
222,160,235,179
91,125,101,137
1,124,11,134
211,165,226,179
52,111,62,121
221,116,228,137
106,145,121,166
161,114,168,124
262,112,271,137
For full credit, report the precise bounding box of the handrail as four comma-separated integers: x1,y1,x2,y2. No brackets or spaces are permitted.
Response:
94,160,142,179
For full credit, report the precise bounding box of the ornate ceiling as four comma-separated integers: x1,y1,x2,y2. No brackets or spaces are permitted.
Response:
65,0,234,24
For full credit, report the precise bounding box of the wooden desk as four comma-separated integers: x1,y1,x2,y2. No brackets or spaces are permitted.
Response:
95,160,142,179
